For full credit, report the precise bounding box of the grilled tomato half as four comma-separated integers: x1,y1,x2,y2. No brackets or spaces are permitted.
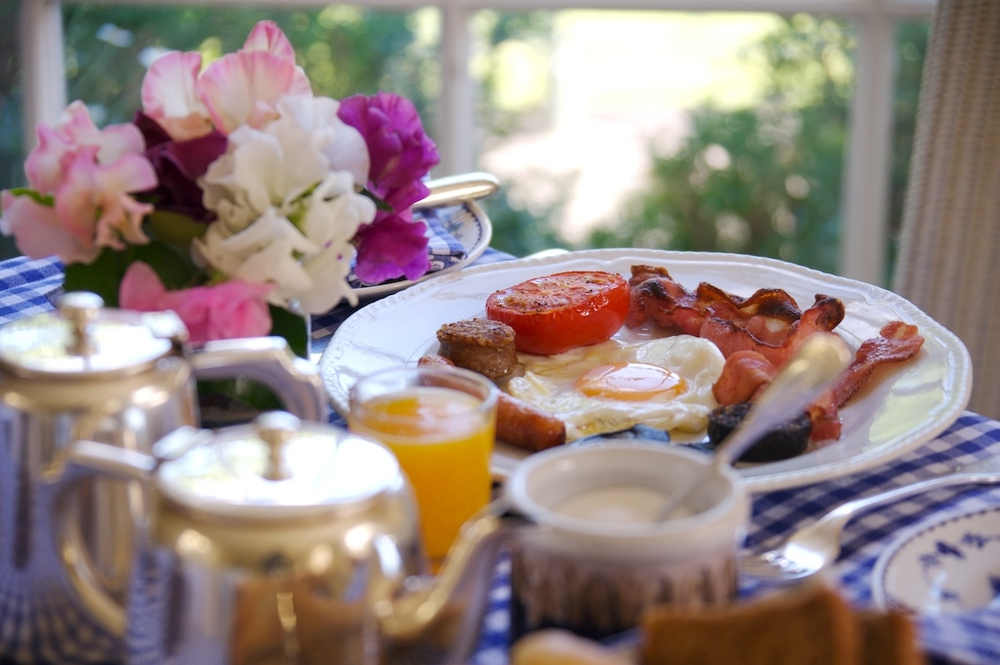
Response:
485,270,629,355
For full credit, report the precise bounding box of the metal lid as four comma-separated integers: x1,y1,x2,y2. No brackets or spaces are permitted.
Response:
156,412,407,519
0,292,187,377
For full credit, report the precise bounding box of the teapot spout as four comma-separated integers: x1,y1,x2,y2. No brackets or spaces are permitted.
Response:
66,440,157,482
374,509,509,641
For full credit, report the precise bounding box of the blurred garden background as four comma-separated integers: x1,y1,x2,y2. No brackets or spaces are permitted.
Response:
0,4,928,281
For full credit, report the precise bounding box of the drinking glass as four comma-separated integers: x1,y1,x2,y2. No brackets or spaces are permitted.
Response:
348,366,498,564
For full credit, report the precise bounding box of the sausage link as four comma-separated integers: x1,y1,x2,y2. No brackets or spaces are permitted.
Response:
418,354,566,452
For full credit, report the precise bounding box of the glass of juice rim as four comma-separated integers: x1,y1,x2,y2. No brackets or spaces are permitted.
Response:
347,365,498,441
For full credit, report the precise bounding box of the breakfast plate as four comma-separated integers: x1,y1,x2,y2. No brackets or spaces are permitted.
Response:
348,201,492,299
873,506,1000,614
320,248,972,492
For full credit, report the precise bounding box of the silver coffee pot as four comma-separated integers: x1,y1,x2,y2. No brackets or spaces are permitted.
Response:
64,412,505,665
0,292,326,664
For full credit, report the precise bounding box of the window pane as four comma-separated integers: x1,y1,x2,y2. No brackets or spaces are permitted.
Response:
477,10,857,275
61,4,440,134
886,18,929,281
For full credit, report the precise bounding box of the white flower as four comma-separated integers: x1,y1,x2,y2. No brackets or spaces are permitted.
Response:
195,95,376,312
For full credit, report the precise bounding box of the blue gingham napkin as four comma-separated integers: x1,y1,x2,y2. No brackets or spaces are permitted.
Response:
0,255,63,326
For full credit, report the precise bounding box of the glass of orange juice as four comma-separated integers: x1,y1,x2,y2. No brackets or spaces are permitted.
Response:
347,366,498,564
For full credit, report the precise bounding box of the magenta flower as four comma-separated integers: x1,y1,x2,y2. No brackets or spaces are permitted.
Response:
134,112,227,221
337,93,438,284
119,261,272,344
352,210,430,284
337,92,439,212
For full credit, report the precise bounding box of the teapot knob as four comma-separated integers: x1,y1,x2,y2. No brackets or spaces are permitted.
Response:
255,411,301,481
58,292,104,356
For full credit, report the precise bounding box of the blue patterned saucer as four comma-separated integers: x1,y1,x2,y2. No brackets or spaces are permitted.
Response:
873,505,1000,614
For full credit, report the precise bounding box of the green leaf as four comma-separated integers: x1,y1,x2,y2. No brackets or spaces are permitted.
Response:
268,305,309,359
62,249,129,305
131,242,200,290
6,188,54,207
146,210,208,249
196,378,284,418
61,241,202,306
361,187,393,212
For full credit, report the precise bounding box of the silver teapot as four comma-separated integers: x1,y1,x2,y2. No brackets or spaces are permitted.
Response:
0,292,326,664
65,412,505,665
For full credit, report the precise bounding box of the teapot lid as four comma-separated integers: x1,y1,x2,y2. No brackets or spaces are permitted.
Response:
156,412,407,519
0,292,187,377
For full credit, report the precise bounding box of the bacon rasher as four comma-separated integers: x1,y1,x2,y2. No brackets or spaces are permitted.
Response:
807,321,924,441
714,322,925,441
626,264,845,366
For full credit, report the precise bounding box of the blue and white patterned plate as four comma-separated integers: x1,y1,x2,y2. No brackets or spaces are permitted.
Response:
347,201,492,299
874,506,1000,614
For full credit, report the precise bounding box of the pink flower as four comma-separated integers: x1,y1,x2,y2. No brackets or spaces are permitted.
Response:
141,51,214,141
1,102,157,262
338,92,439,212
26,101,146,195
139,21,311,139
55,149,155,251
119,261,272,344
0,190,98,263
353,209,430,284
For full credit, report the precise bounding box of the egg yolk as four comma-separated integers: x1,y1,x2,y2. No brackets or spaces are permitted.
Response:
575,362,686,401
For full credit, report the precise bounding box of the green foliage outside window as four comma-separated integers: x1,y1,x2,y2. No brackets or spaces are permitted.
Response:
0,7,927,273
586,16,928,280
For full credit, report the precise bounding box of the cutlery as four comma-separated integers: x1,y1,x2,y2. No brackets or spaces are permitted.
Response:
741,456,1000,581
657,333,852,520
414,172,500,209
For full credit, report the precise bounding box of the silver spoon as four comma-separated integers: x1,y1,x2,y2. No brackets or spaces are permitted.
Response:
657,333,852,520
741,455,1000,581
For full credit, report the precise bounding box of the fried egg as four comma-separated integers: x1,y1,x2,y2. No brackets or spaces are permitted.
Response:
505,335,725,441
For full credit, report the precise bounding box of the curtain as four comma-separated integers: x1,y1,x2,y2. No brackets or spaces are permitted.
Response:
892,0,1000,418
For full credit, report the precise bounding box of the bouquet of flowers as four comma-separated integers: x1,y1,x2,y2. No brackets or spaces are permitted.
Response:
0,20,439,354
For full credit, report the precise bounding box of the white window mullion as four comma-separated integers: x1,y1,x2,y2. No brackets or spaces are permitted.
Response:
20,0,67,152
438,1,476,175
840,11,895,284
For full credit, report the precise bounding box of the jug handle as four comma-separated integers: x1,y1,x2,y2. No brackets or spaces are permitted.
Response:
371,502,517,640
56,439,159,637
190,337,326,422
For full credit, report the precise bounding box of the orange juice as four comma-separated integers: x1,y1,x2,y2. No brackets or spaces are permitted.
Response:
349,385,495,561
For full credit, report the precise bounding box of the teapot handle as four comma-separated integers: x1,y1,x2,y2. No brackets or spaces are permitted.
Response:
55,439,160,637
190,337,326,422
372,502,517,641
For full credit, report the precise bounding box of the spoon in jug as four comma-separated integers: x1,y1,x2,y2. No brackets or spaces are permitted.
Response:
657,332,852,520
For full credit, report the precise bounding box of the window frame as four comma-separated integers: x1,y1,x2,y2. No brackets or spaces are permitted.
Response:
19,0,935,285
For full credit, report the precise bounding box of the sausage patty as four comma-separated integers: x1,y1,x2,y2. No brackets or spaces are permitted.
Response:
436,318,524,383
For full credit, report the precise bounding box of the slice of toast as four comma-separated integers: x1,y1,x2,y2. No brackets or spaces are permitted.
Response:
640,583,923,665
858,608,925,665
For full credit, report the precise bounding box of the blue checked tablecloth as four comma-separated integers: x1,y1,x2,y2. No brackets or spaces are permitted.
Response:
3,251,1000,665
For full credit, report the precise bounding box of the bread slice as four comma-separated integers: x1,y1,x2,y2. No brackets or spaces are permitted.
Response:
640,583,914,665
858,609,925,665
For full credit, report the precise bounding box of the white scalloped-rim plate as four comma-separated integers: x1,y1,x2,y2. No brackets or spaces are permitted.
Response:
319,249,972,492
